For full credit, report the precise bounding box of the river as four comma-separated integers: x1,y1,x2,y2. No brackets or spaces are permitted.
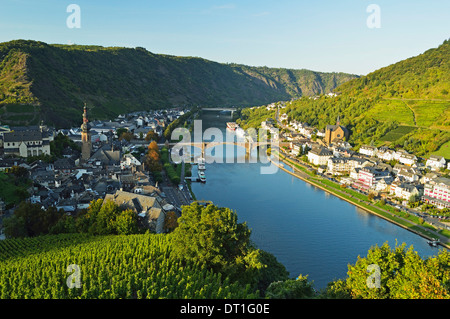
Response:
190,111,445,289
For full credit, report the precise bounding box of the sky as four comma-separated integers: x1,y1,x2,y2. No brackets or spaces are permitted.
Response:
0,0,449,75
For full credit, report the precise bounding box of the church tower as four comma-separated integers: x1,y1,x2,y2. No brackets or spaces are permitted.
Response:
81,104,92,162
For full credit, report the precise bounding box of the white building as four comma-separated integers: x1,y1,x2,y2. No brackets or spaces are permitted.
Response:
398,153,417,166
376,148,395,162
120,153,142,170
307,147,333,166
423,177,450,209
3,128,52,158
390,181,421,200
426,155,446,171
359,145,377,157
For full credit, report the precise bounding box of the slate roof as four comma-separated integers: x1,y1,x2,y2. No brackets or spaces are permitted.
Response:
103,190,162,213
3,130,48,142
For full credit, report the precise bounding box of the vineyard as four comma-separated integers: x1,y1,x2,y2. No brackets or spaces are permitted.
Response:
0,233,258,299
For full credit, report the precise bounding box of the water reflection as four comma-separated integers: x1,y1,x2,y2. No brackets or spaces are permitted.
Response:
191,111,445,289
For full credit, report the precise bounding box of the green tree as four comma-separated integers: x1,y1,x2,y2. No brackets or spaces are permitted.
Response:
329,242,450,299
92,199,121,235
171,202,288,290
145,130,158,142
172,203,252,272
265,275,316,299
115,209,139,235
2,215,27,238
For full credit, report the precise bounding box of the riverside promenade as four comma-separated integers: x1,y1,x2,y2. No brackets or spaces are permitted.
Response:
269,151,450,249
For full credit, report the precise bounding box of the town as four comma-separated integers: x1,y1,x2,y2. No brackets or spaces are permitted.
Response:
262,101,450,236
1,101,450,240
0,105,194,237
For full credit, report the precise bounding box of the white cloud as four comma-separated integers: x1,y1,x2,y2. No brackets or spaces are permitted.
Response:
252,12,270,17
201,3,236,14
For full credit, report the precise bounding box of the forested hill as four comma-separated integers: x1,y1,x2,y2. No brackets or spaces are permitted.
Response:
0,40,358,128
281,39,450,158
336,38,450,99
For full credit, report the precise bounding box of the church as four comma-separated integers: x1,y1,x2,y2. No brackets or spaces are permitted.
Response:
324,116,349,145
3,122,52,158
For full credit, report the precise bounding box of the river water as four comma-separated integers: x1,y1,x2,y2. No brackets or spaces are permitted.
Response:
190,111,445,289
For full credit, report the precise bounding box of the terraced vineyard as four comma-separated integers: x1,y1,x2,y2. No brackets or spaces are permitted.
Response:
0,233,257,299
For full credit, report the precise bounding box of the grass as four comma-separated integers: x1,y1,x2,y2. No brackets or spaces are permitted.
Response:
440,229,450,238
407,100,450,128
380,125,417,142
431,140,450,160
366,100,415,126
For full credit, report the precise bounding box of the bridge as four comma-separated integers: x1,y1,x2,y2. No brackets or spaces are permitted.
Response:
158,140,289,158
201,107,237,117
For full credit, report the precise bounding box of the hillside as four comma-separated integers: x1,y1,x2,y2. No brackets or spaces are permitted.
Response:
0,233,259,299
0,40,358,128
283,39,450,158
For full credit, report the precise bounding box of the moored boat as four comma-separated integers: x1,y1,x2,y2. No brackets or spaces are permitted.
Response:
198,170,206,183
198,157,206,170
427,238,440,247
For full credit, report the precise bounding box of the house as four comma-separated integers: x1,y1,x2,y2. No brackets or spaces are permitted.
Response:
359,145,377,157
426,155,446,171
290,142,303,156
307,146,333,166
331,139,352,150
304,127,316,139
103,190,166,233
421,172,439,184
390,181,422,201
89,144,121,167
53,158,76,175
397,168,420,183
0,157,26,171
327,157,366,175
119,174,137,191
120,153,142,170
376,147,395,162
374,178,391,192
398,153,417,166
316,129,326,138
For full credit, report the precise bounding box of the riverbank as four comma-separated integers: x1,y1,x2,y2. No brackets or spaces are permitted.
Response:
270,150,450,250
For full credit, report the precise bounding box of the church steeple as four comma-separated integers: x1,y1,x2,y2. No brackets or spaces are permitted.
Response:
82,103,89,132
81,103,92,162
336,115,340,126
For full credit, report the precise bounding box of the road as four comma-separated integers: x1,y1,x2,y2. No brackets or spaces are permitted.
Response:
160,148,193,212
